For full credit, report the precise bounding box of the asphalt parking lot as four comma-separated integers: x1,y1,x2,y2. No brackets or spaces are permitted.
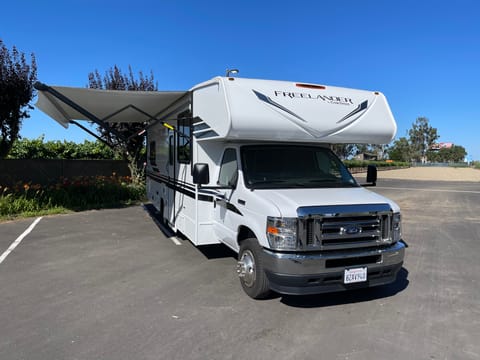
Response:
1,178,479,360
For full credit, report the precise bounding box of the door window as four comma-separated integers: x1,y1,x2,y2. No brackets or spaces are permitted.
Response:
218,148,238,187
177,115,192,164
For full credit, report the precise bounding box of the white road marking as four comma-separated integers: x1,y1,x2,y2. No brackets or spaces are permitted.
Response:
169,237,182,246
0,217,42,265
376,186,480,194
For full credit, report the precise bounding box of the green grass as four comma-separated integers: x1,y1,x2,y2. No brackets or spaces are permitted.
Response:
0,175,146,221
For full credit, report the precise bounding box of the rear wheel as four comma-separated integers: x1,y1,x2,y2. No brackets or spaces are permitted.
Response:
237,238,271,299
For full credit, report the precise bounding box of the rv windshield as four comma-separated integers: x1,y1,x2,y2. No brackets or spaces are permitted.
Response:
241,145,358,189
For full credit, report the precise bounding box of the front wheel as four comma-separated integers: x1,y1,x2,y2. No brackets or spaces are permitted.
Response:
237,238,271,299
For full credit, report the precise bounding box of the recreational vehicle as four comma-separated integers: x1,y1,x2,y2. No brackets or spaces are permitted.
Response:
35,76,406,299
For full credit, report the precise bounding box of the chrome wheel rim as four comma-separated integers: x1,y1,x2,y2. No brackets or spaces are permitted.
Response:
237,249,256,287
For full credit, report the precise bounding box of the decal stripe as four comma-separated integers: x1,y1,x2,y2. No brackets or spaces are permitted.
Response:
226,202,243,215
147,172,212,202
337,100,368,123
253,89,370,139
253,90,307,122
147,172,243,215
195,130,219,139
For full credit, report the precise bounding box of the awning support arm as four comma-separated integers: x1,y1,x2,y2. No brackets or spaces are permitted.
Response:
69,120,116,149
103,104,159,123
34,82,128,142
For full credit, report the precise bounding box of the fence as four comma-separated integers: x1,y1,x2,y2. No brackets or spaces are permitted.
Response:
348,165,410,174
410,162,469,168
0,159,130,185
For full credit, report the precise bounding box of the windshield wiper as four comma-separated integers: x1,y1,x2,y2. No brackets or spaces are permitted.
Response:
308,179,342,184
307,179,358,187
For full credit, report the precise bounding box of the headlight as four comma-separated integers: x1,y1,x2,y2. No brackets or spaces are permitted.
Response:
266,217,298,250
392,213,402,243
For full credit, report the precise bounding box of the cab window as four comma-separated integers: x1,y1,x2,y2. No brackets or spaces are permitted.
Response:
218,148,238,187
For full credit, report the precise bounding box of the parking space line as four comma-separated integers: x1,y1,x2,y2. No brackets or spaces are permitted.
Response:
169,236,182,245
0,217,42,265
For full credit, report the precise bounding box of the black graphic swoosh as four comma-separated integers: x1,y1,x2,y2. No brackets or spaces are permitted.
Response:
337,100,368,123
252,90,307,122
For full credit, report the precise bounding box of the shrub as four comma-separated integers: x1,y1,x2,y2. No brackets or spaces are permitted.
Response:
343,160,410,169
0,174,145,219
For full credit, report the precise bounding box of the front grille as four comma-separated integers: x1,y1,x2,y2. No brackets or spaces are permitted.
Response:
297,204,393,251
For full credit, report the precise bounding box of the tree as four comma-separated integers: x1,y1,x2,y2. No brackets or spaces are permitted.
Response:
408,117,439,162
0,39,37,158
427,145,467,163
356,144,389,160
7,136,117,159
332,144,389,161
388,137,413,162
331,144,357,159
87,65,157,183
449,145,467,162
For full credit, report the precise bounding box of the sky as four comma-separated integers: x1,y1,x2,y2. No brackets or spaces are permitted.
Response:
2,0,480,159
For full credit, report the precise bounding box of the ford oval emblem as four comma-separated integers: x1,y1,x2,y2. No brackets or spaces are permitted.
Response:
342,225,362,235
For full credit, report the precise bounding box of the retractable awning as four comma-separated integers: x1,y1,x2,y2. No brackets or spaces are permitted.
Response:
35,82,188,129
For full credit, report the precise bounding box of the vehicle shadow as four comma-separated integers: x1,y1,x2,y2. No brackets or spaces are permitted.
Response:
142,203,176,237
143,203,237,259
279,268,409,308
197,244,237,260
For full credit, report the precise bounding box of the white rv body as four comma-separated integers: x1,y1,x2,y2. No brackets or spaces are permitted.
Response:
145,77,405,298
35,76,405,298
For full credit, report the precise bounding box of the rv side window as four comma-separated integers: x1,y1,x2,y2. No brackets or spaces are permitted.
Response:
177,117,192,164
218,148,238,187
149,141,156,166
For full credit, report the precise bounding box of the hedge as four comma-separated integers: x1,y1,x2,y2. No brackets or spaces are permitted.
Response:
343,160,410,169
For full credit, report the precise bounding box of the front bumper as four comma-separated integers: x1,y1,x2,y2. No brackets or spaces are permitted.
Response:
262,240,406,295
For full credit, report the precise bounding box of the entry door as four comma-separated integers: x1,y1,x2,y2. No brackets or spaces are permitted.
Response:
213,148,240,249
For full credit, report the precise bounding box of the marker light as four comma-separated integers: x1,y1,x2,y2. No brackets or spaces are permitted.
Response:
163,122,174,130
296,83,326,90
392,213,402,243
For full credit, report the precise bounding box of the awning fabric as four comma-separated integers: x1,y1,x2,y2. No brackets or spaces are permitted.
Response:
35,85,188,128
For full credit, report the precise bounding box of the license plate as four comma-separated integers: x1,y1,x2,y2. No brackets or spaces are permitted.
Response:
344,267,367,284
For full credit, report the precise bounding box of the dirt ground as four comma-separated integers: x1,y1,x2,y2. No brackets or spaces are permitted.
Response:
374,166,480,181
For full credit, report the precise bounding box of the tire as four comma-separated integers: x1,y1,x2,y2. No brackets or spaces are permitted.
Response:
237,238,271,299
